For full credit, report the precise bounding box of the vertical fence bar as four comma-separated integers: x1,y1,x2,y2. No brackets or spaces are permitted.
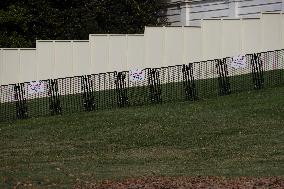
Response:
48,79,62,115
182,64,198,101
114,71,129,108
215,59,231,95
14,83,28,119
148,68,162,103
81,75,96,111
250,53,264,89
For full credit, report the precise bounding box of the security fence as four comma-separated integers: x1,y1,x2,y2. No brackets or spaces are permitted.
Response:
0,49,284,122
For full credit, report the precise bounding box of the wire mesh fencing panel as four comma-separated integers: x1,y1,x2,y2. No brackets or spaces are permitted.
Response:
127,70,149,106
261,50,284,88
194,60,219,99
0,49,284,122
228,55,254,93
0,85,18,121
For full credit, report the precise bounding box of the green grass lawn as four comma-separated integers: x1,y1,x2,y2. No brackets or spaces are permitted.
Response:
0,86,284,188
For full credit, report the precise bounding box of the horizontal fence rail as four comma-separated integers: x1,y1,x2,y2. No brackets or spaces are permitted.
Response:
0,49,284,122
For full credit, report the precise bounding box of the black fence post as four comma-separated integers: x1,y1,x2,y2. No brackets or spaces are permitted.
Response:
48,79,62,115
216,58,231,95
14,83,28,119
251,53,264,89
115,72,129,107
148,68,162,103
81,75,96,111
182,64,198,101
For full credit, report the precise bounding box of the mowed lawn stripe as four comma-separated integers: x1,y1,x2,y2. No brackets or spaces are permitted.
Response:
0,86,283,188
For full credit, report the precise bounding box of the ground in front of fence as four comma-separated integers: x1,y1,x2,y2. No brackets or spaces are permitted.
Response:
0,86,284,188
73,177,284,189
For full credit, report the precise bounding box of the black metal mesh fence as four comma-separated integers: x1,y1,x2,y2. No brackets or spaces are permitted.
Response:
0,49,284,122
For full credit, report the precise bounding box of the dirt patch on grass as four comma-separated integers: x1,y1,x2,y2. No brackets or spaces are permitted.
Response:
74,177,284,189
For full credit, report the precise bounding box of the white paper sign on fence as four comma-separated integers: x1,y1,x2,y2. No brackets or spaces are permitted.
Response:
28,81,45,94
129,69,145,82
231,55,246,69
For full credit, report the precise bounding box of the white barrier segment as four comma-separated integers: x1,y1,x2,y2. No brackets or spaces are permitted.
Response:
221,19,242,58
1,14,284,86
0,49,3,85
73,40,91,76
241,18,261,54
261,13,282,52
109,35,127,72
20,49,37,83
201,19,222,61
127,34,145,70
2,49,20,85
36,41,55,80
164,27,184,67
54,41,73,78
89,35,95,74
282,13,284,49
183,26,202,63
90,34,110,74
145,27,165,68
281,13,284,49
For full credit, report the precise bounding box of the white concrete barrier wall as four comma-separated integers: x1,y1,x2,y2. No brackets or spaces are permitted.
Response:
54,41,73,78
73,41,91,76
164,27,184,67
221,19,242,58
261,13,282,51
144,27,165,68
201,19,222,60
37,41,55,80
20,49,37,83
282,13,284,49
127,35,145,70
0,49,3,85
37,40,92,80
90,35,109,73
183,26,202,63
1,13,284,86
90,34,145,72
0,49,37,85
2,49,20,85
241,18,261,54
109,35,128,72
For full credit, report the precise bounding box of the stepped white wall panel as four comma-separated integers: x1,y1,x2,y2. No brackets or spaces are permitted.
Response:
164,27,184,66
183,26,202,63
90,35,109,74
282,13,284,49
54,41,73,78
2,49,20,85
127,35,145,70
20,49,37,83
261,13,282,51
221,19,242,57
145,27,165,68
37,41,55,80
109,35,128,72
1,13,284,86
202,19,222,60
241,18,261,54
73,41,91,76
0,49,3,85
